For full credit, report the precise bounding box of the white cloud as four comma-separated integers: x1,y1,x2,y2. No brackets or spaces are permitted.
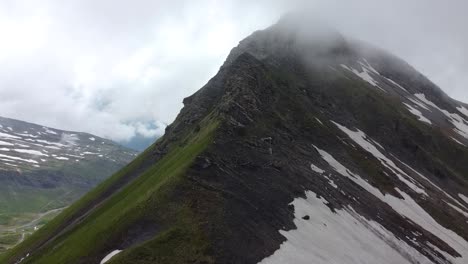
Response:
0,0,467,142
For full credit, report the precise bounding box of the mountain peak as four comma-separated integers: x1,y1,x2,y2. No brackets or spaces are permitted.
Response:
4,18,468,264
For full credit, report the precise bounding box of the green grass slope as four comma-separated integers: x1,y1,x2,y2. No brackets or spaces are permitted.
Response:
0,115,219,264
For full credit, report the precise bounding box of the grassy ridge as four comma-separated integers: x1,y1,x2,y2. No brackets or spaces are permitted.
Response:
0,145,153,263
0,156,132,254
2,117,219,263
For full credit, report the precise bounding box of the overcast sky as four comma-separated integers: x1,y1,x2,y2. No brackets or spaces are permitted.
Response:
0,0,467,143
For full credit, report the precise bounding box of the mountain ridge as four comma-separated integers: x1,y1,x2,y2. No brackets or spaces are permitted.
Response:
4,18,468,264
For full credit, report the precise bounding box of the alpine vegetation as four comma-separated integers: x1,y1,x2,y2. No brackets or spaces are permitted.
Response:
0,116,137,253
3,15,468,264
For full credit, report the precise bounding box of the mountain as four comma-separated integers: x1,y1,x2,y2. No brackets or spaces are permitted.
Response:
4,16,468,264
0,116,137,253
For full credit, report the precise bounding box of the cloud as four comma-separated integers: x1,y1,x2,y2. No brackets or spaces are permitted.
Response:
0,0,467,142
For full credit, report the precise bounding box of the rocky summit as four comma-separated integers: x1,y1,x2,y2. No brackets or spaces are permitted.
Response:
3,16,468,264
0,116,137,253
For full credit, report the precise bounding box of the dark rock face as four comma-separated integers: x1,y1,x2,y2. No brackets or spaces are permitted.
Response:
5,18,468,264
179,50,468,263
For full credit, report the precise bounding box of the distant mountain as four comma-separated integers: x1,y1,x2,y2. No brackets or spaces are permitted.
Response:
4,16,468,264
0,116,137,253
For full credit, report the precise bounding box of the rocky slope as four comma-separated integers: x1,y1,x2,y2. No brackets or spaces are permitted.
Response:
0,116,137,252
3,16,468,264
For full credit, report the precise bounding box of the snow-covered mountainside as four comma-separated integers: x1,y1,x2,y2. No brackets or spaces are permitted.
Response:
3,16,468,264
0,116,137,253
0,116,136,171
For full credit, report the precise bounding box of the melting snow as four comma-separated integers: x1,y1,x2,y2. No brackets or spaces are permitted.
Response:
13,149,49,156
447,202,468,218
396,159,468,210
459,194,468,205
0,132,21,139
55,157,69,160
36,140,66,147
323,174,338,189
314,117,324,125
259,191,432,264
384,78,409,92
45,146,61,150
332,122,427,195
89,137,96,141
16,133,38,138
310,164,325,174
43,127,57,135
0,140,14,146
310,164,337,188
404,104,432,124
457,106,468,118
82,151,99,155
0,154,38,164
408,98,431,111
415,94,468,140
100,250,122,264
315,146,468,263
340,63,386,92
451,137,466,146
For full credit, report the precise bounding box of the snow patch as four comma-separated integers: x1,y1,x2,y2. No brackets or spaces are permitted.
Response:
315,117,324,125
13,149,49,156
0,154,38,164
36,140,66,147
82,151,99,155
457,106,468,118
404,103,432,124
15,133,38,138
447,202,468,218
44,146,61,150
396,159,468,210
259,191,433,264
341,63,386,92
384,78,408,92
315,147,468,263
451,137,466,146
323,174,338,189
310,163,325,174
415,94,468,140
0,132,21,139
100,250,122,264
332,122,426,195
43,127,57,135
0,140,14,146
459,194,468,205
408,98,431,111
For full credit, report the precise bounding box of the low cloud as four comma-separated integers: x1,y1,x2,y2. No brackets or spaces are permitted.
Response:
0,0,467,142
